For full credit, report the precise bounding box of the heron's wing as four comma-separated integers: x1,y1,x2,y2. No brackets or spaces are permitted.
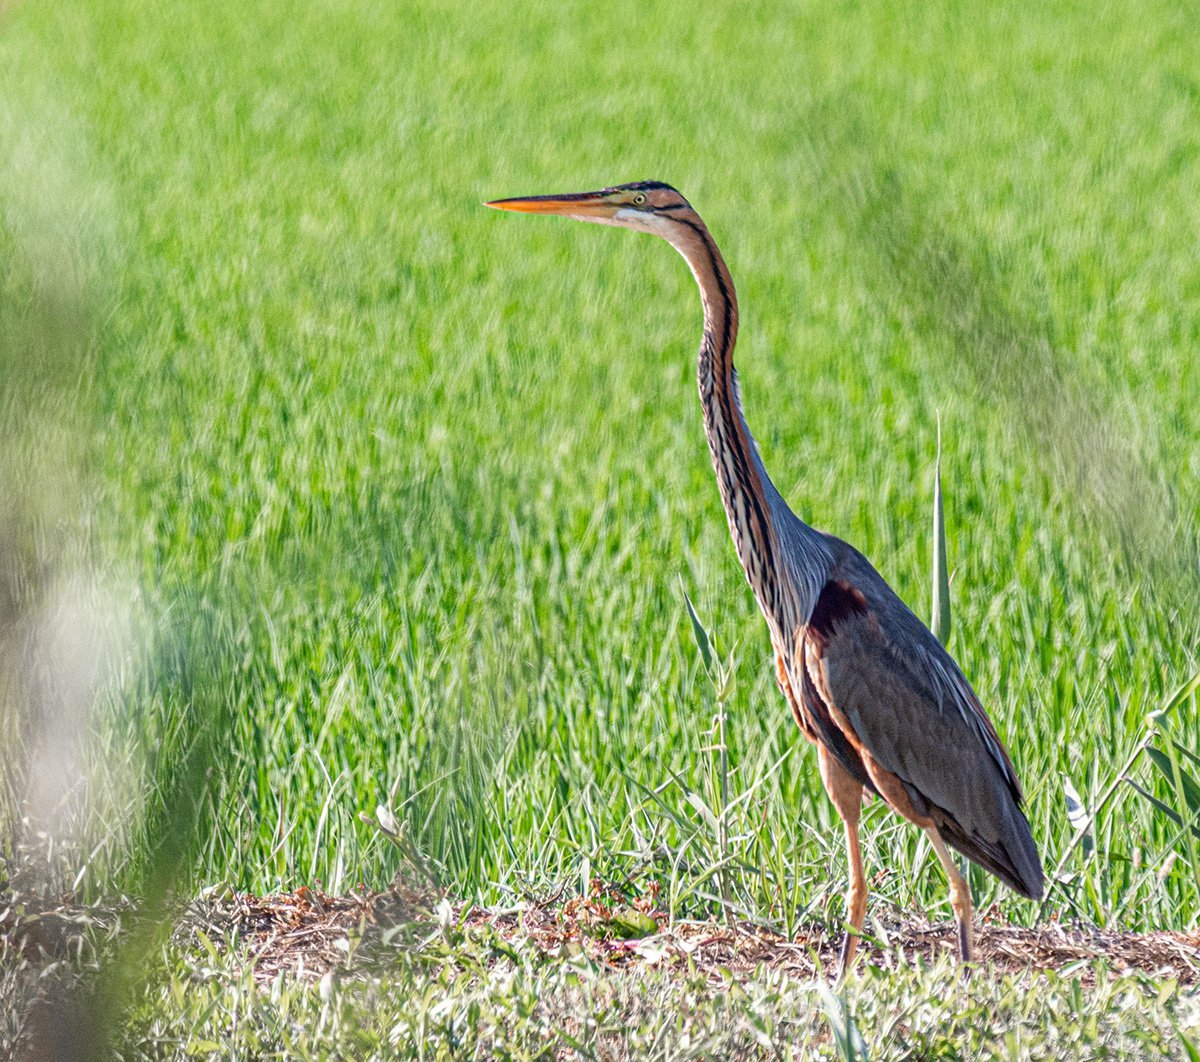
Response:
796,576,1044,899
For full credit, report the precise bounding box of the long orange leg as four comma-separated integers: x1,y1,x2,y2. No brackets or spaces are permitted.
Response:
925,826,974,962
817,744,866,980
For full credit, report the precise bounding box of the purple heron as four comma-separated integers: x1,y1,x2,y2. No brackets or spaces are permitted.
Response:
486,181,1043,974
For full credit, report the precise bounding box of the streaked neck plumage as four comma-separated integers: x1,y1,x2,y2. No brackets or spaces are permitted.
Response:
657,210,833,639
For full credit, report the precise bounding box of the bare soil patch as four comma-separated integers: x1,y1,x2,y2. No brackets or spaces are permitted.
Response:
180,882,1200,986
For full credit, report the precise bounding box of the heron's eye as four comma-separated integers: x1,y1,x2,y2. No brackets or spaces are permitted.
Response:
633,193,647,206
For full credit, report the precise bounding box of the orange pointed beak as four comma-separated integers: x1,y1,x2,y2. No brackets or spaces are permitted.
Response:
485,192,619,219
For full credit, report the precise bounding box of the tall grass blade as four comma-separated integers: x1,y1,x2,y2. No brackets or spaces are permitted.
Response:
1171,741,1200,773
679,578,714,678
1147,741,1200,900
1062,775,1094,859
1123,778,1200,837
1178,1028,1200,1062
930,416,951,645
1146,747,1200,816
817,982,869,1060
1162,667,1200,720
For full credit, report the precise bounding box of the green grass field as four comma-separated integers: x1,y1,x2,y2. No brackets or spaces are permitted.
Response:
2,0,1200,1053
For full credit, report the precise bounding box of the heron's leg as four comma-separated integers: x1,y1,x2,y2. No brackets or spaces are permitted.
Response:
925,826,973,962
817,745,866,980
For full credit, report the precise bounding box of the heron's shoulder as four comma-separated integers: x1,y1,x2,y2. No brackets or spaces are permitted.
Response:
815,541,959,682
815,536,908,609
812,537,923,620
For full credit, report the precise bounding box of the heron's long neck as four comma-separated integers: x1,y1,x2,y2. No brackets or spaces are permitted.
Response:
664,216,789,623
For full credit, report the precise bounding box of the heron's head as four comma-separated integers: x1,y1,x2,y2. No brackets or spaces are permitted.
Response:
486,181,694,235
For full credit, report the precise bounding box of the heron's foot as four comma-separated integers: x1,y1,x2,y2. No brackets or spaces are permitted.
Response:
957,918,974,966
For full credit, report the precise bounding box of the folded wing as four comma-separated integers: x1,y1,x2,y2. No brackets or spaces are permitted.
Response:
793,556,1044,900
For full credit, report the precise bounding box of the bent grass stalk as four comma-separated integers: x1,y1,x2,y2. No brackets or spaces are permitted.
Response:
681,579,735,926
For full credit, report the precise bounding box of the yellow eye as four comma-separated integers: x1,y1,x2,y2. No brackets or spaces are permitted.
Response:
633,193,647,205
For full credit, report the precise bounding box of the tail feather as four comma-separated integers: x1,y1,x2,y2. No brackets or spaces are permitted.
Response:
935,803,1044,900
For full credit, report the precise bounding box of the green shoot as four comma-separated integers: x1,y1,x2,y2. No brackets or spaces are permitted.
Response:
931,414,952,646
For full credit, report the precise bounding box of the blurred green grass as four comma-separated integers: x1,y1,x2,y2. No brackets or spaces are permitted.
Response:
117,936,1194,1059
0,0,1197,931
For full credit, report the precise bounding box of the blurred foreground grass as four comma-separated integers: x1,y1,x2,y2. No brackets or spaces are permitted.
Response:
117,938,1200,1058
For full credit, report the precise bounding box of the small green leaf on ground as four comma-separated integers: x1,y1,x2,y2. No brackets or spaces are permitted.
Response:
605,908,659,940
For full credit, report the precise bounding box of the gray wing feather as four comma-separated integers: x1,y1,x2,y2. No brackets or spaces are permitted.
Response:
813,545,1044,898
